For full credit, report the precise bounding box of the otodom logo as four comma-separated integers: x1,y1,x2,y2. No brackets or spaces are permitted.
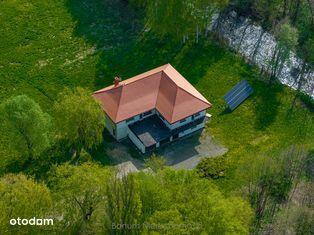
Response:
10,217,54,226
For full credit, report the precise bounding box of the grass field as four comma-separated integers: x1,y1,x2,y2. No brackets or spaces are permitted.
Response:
1,0,313,188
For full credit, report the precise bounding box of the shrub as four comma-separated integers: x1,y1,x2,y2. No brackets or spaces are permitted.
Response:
144,153,166,172
196,155,229,179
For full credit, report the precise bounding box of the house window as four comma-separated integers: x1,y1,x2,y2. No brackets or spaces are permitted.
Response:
180,118,186,123
194,112,201,118
173,134,179,140
126,117,134,123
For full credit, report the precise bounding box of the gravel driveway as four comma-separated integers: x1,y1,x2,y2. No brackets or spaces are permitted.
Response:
157,130,228,169
109,130,228,172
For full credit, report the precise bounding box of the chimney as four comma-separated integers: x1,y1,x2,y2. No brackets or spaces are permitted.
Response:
113,76,122,86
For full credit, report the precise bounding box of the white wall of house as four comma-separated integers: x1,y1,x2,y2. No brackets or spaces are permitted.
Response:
178,121,205,138
105,109,207,153
157,110,206,130
110,109,156,141
105,114,116,137
127,127,146,153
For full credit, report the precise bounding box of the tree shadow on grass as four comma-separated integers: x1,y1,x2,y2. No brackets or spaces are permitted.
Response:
253,80,283,130
64,0,226,89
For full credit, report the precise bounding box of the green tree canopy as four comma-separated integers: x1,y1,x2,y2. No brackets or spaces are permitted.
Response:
0,95,51,161
0,174,52,234
53,87,105,158
137,0,228,41
144,153,166,172
48,162,112,234
276,23,299,54
270,22,298,81
136,168,253,234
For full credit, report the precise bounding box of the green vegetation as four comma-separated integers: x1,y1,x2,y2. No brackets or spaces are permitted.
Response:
196,155,229,179
54,87,105,160
132,0,229,42
144,153,166,172
0,0,313,234
0,95,52,167
0,174,52,234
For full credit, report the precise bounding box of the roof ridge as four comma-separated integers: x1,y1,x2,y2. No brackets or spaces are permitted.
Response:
176,86,212,106
154,73,163,108
170,82,179,123
163,65,211,106
112,86,124,121
93,64,168,94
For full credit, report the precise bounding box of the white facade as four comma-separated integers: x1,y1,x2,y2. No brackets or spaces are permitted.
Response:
105,109,208,153
156,110,206,130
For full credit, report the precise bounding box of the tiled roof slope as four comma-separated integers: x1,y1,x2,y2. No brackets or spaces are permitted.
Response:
93,64,212,124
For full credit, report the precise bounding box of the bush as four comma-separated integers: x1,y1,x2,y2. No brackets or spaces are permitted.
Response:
196,155,229,179
144,153,166,172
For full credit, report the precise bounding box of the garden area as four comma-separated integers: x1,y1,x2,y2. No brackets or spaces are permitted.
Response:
0,0,313,234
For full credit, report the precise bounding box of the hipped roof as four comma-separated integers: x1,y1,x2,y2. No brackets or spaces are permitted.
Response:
93,64,211,124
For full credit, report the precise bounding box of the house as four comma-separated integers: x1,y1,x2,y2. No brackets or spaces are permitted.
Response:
93,64,212,153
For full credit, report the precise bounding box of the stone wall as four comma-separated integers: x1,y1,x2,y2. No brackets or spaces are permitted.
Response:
211,10,314,99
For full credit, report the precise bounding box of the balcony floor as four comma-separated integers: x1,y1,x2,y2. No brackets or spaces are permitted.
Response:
128,115,171,147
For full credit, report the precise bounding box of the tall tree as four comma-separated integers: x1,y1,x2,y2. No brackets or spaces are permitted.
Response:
0,95,51,162
53,87,105,159
48,163,111,234
237,145,308,233
269,23,298,83
0,174,52,234
105,174,142,234
139,0,228,42
291,37,314,109
136,168,253,234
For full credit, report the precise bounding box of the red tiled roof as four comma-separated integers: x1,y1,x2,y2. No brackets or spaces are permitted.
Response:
93,64,212,124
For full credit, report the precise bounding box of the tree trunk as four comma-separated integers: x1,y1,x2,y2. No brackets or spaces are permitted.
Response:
291,0,301,24
307,0,314,28
283,0,287,17
196,24,199,43
291,62,307,109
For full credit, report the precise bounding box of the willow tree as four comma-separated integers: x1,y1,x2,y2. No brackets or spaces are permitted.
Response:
53,87,105,159
143,0,228,42
1,95,51,162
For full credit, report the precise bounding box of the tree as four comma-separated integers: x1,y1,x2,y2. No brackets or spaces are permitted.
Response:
0,95,51,162
144,153,166,172
269,23,298,83
237,145,308,233
105,174,142,234
137,0,228,42
136,168,253,234
0,174,52,234
53,87,105,159
48,163,111,234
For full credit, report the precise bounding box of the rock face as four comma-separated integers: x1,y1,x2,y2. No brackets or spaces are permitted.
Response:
211,10,314,99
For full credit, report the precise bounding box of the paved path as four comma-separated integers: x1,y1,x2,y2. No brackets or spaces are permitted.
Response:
158,131,228,169
108,130,228,175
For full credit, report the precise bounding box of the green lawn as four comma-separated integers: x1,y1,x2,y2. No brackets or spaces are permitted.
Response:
0,0,313,187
